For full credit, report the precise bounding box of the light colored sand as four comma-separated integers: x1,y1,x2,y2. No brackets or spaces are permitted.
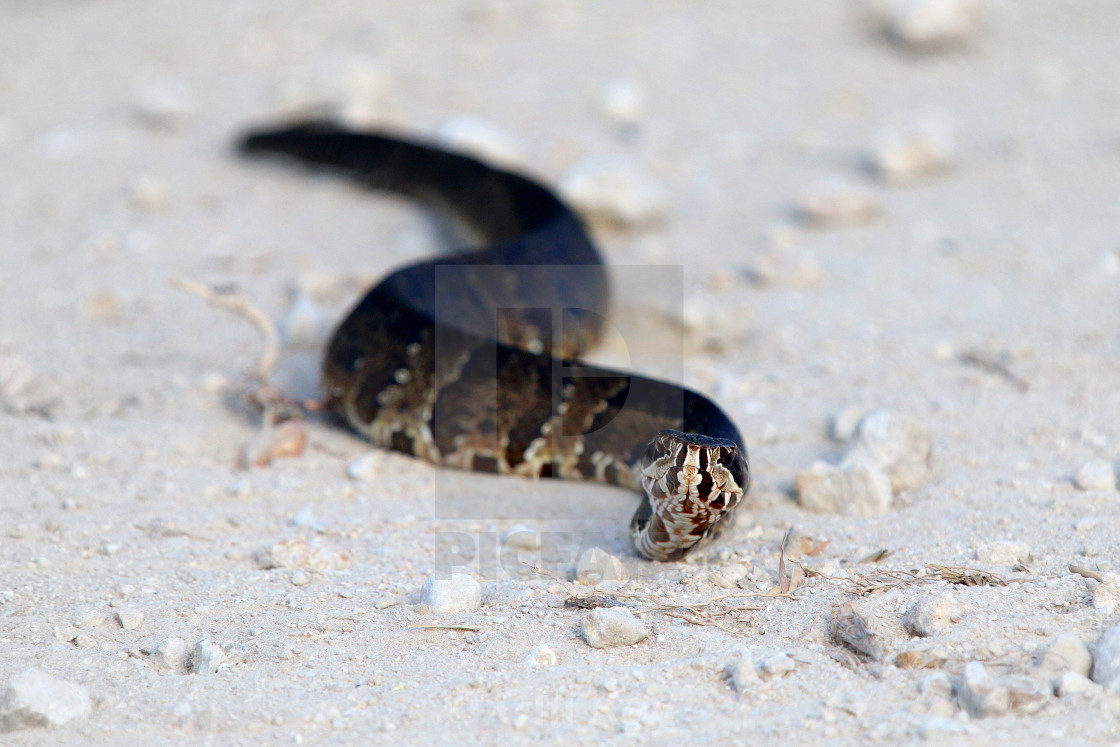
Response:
2,1,1120,743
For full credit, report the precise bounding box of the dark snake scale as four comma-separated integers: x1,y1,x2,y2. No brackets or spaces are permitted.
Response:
240,121,750,561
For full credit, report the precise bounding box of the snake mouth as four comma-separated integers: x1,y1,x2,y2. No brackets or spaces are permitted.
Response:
652,429,746,487
631,428,749,560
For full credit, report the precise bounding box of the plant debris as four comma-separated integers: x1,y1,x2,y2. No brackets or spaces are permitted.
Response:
841,563,1008,595
171,278,322,466
858,548,893,564
959,349,1030,391
830,601,882,661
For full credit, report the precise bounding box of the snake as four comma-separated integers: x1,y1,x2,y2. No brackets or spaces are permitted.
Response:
239,120,749,561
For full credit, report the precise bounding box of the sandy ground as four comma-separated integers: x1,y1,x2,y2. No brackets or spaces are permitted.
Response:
3,1,1120,744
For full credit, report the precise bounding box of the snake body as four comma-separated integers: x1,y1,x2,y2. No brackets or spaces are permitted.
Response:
240,121,749,560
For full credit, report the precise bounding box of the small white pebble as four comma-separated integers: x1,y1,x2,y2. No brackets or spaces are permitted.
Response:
1091,574,1120,613
560,155,667,228
1073,460,1117,491
975,541,1031,566
290,507,325,532
903,593,961,637
1034,632,1092,681
918,715,969,738
1097,251,1120,277
740,248,821,290
1057,672,1099,697
347,453,381,482
280,293,330,348
600,79,646,125
794,177,880,227
114,608,144,631
725,654,760,693
336,57,397,126
871,0,982,52
582,608,648,649
133,81,193,130
0,668,92,731
501,525,542,551
129,175,168,212
418,573,481,614
795,459,893,516
150,637,190,674
870,114,956,184
757,652,796,681
192,640,224,675
843,409,933,493
523,644,558,667
434,116,524,168
1093,627,1120,694
201,371,231,392
829,406,864,442
576,547,628,585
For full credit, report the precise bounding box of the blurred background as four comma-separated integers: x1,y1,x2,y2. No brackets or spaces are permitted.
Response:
4,0,1118,456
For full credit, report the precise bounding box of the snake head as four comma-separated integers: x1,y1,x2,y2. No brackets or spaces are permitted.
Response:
632,429,749,561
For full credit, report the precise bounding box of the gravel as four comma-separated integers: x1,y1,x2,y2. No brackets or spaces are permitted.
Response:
581,608,649,649
1091,625,1120,692
149,637,191,674
1033,632,1092,682
1073,459,1117,491
903,593,961,637
795,459,893,516
434,116,525,168
0,668,91,732
418,573,482,614
523,644,558,667
576,547,628,585
114,608,145,631
796,409,932,514
793,177,880,227
869,0,982,52
845,409,933,493
956,662,1049,718
975,541,1031,566
559,155,667,228
869,114,957,183
192,639,224,675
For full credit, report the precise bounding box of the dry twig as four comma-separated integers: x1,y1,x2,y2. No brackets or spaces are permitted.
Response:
842,569,925,595
528,563,781,638
170,278,279,381
1069,564,1105,582
959,350,1030,391
841,563,1009,595
171,278,322,466
926,564,1006,587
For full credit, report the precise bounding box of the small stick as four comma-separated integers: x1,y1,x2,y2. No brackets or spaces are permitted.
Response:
805,539,831,557
959,350,1030,391
171,277,320,421
170,277,279,381
1069,564,1105,582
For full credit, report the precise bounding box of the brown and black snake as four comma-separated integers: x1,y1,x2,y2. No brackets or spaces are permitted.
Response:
239,120,749,561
